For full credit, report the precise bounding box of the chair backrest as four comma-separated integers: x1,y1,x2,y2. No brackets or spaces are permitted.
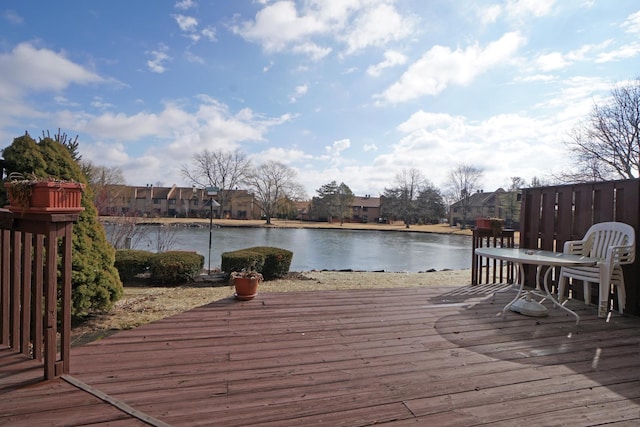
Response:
582,222,635,263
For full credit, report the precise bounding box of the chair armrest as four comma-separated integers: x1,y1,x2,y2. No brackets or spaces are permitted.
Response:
607,244,636,266
563,239,589,255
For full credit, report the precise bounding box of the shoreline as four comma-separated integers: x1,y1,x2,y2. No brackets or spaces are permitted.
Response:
100,216,480,237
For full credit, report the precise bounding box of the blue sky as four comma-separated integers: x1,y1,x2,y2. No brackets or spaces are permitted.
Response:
1,1,639,198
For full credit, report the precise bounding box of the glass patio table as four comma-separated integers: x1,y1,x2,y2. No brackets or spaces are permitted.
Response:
474,247,597,325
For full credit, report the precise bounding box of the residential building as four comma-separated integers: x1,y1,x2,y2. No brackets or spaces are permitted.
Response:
98,184,385,223
98,184,262,219
351,195,381,223
449,188,521,229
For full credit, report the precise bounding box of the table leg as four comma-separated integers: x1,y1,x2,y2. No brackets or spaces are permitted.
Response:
540,266,580,325
502,262,525,318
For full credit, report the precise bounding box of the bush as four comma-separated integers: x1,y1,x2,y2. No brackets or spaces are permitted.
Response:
221,246,292,280
149,251,204,285
114,249,154,282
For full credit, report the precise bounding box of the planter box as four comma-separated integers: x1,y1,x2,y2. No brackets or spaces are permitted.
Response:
5,181,85,213
476,218,492,230
476,218,504,236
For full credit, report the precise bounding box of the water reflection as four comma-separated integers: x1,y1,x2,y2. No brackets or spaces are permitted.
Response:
124,226,472,272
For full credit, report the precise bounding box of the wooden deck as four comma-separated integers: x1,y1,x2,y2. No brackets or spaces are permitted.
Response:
2,284,640,426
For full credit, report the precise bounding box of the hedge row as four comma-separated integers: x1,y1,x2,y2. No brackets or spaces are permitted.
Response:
115,250,204,285
221,246,293,280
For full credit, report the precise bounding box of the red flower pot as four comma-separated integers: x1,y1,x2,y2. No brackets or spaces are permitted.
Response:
233,276,260,300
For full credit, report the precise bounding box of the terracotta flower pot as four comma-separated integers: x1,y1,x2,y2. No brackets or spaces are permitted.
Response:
233,276,260,300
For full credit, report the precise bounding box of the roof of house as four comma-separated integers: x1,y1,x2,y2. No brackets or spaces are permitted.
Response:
450,189,505,209
353,196,380,208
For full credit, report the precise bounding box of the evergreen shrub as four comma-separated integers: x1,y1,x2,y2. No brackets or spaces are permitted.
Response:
149,251,204,285
114,249,154,282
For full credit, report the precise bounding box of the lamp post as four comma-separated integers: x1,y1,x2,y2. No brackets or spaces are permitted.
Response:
206,187,219,273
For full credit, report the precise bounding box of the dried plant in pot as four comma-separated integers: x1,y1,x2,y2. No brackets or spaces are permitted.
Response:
229,269,263,301
4,172,85,214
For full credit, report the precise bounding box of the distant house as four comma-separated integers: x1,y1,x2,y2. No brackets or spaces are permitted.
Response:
449,188,521,229
97,185,387,223
99,184,261,219
350,195,381,223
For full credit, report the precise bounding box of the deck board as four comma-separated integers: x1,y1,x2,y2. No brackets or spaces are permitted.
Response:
1,285,639,426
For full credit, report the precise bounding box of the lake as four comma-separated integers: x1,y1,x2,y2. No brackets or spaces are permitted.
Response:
123,226,473,272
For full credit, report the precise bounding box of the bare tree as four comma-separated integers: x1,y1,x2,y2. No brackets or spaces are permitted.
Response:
382,168,427,228
82,161,126,214
246,161,304,224
565,78,640,182
103,216,149,250
181,149,251,218
447,164,483,229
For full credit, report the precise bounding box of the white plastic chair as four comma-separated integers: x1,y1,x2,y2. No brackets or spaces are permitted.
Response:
558,222,635,317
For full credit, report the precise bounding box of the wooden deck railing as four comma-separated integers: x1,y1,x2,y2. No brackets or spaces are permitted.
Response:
0,209,79,380
471,228,516,285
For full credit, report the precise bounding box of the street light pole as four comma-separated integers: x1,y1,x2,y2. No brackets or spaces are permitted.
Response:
206,187,219,273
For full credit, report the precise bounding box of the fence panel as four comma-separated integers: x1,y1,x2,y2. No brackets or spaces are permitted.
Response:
519,179,640,316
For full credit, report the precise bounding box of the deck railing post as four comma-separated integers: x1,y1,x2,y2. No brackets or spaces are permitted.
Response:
0,210,79,380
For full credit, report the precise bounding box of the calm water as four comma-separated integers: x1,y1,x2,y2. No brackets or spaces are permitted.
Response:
125,226,473,272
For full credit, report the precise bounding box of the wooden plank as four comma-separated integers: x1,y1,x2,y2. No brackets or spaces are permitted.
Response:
1,286,639,426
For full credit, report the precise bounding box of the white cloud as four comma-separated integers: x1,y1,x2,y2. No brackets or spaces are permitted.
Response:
533,40,614,72
146,44,171,73
595,42,640,63
291,42,332,61
363,144,378,152
375,32,526,104
516,74,556,83
201,26,217,42
90,97,113,110
367,50,407,77
479,5,502,25
289,84,308,103
342,3,416,54
174,14,198,32
254,146,311,165
174,0,196,10
325,138,350,158
621,10,640,33
397,111,464,134
536,52,570,71
232,0,416,59
233,1,325,53
0,42,103,99
61,97,294,186
54,96,80,107
505,0,556,19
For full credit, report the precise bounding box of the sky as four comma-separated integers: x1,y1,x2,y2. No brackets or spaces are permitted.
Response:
1,1,639,199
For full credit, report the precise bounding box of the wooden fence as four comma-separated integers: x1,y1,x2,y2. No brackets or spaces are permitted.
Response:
519,179,640,317
0,210,79,380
